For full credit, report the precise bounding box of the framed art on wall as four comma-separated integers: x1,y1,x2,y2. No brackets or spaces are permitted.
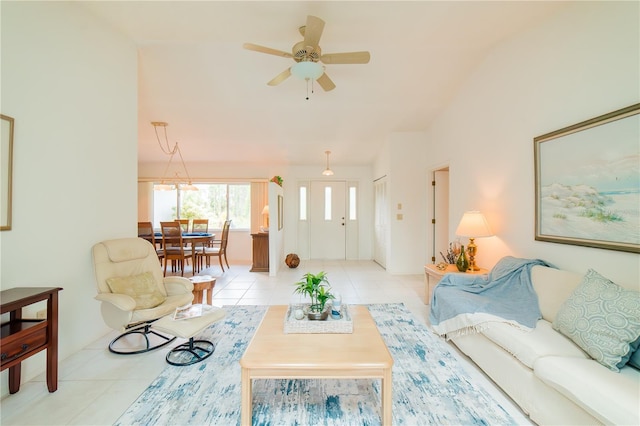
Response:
278,195,283,230
1,114,14,231
534,103,640,253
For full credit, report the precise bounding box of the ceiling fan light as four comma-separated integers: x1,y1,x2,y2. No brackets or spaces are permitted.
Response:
291,61,323,80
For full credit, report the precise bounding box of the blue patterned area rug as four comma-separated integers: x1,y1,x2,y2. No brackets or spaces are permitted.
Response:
116,304,530,425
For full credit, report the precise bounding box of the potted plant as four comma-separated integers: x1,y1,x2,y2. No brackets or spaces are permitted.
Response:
293,271,335,320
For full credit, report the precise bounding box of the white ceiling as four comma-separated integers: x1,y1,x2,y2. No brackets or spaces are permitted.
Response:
79,1,567,167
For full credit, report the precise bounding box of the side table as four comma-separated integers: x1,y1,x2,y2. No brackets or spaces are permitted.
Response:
424,264,488,304
0,287,63,393
189,275,216,305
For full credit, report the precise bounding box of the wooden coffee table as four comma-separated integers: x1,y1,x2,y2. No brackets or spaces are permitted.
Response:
240,305,393,425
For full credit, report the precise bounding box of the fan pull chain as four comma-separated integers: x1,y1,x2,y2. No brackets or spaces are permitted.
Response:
305,78,310,100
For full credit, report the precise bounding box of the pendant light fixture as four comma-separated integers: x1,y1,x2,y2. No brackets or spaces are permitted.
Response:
322,150,334,176
152,122,198,191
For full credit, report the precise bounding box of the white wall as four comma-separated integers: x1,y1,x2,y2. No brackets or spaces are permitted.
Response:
388,132,429,274
268,182,284,275
422,2,639,286
0,2,138,396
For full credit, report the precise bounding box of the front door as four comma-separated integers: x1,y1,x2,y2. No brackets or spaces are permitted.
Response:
309,181,346,259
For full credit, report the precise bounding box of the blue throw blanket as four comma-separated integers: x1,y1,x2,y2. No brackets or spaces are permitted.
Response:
429,256,552,338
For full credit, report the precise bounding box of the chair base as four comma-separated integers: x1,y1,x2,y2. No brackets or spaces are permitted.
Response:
108,323,176,355
165,338,215,366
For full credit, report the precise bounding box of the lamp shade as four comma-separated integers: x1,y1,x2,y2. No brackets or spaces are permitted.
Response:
455,211,493,238
291,61,323,80
261,205,269,215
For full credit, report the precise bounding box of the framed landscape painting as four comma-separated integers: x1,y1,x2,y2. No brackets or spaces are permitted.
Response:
534,104,640,253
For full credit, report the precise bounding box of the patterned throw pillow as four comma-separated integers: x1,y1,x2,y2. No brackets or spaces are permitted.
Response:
106,271,167,309
629,348,640,370
553,269,640,372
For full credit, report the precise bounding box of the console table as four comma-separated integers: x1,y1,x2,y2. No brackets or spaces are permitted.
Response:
250,232,269,272
0,287,62,393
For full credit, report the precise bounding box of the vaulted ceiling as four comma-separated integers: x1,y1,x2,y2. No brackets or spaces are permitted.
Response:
79,1,567,167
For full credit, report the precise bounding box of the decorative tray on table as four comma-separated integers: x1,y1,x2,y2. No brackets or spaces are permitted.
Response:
283,304,353,334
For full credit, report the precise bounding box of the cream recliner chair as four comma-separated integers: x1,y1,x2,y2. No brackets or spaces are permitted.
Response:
92,237,194,354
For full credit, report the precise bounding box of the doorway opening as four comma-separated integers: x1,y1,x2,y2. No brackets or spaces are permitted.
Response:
430,167,450,264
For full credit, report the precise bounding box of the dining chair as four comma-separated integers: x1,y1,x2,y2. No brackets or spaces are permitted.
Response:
191,219,211,271
160,221,194,276
192,219,209,233
176,218,194,266
177,219,190,233
137,221,164,262
197,220,231,272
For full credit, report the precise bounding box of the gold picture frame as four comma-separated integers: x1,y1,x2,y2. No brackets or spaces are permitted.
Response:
534,104,640,253
1,114,14,231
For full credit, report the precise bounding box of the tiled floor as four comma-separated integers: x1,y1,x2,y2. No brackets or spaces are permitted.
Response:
0,260,514,425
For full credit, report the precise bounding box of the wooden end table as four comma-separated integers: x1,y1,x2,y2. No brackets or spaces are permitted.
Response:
0,287,63,393
240,305,393,425
189,275,216,305
424,264,488,304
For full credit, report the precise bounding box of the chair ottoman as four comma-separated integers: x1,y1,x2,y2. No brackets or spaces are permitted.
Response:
154,305,226,366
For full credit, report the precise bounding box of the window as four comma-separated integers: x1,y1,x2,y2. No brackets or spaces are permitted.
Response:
324,186,332,220
299,186,307,220
349,186,357,220
153,183,251,229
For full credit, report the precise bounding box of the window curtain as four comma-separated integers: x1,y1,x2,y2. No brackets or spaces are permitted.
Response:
251,182,268,233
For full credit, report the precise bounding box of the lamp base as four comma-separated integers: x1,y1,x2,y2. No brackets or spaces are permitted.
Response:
467,238,480,271
468,262,482,272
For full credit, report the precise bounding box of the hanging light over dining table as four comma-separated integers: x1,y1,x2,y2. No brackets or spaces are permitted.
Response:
151,121,198,191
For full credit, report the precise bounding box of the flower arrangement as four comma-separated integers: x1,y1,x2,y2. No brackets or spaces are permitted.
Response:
270,175,283,186
440,242,461,264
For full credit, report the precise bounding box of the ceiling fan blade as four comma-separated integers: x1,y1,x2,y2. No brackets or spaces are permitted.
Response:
243,43,293,59
303,15,325,48
321,51,371,64
316,72,336,92
267,68,292,86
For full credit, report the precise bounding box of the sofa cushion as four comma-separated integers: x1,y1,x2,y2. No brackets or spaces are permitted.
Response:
482,319,588,369
106,271,167,309
534,356,640,426
553,269,640,371
530,265,583,322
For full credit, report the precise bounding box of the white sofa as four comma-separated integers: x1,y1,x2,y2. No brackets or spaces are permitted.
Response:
448,265,640,426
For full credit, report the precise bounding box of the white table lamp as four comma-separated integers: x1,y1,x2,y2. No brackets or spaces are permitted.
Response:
455,211,493,271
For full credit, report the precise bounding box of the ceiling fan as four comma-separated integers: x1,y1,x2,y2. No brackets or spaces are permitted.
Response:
243,15,370,92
